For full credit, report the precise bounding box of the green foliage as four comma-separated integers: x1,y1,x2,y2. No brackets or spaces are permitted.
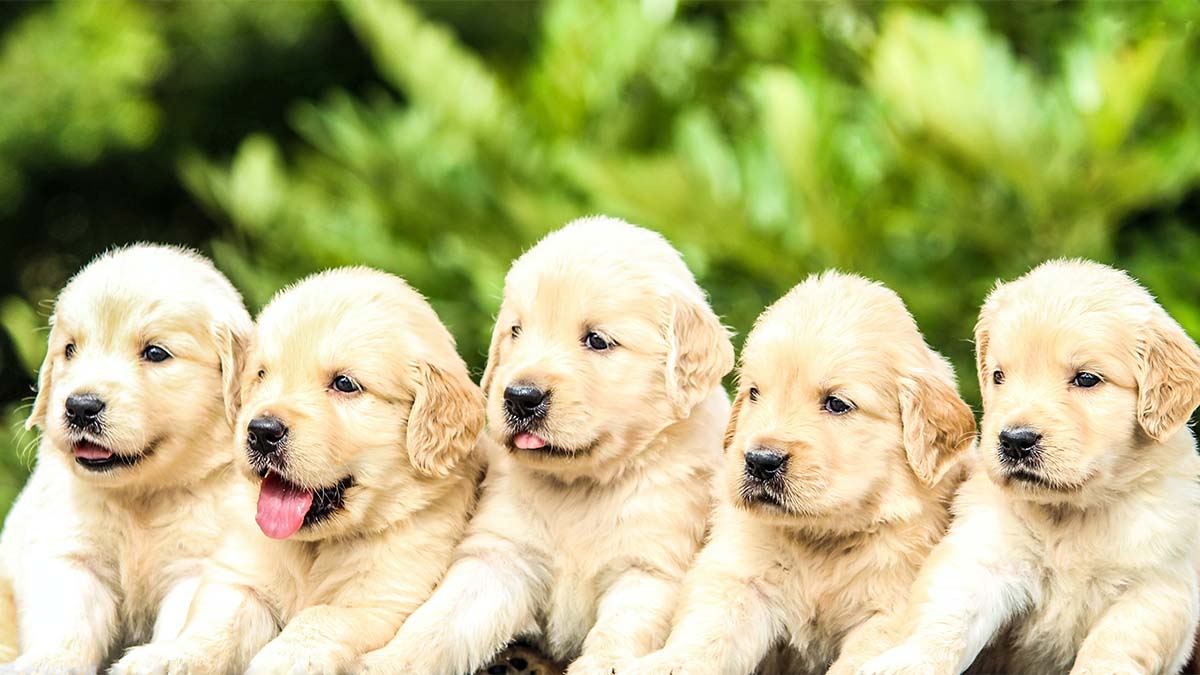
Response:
1,0,1199,516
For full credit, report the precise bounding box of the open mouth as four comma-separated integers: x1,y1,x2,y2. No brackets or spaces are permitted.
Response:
255,471,353,540
72,440,147,472
1005,467,1058,489
506,431,579,456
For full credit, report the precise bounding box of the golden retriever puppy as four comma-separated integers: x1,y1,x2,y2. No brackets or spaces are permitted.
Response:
112,267,485,674
858,260,1200,675
0,245,251,671
626,272,976,675
360,216,735,675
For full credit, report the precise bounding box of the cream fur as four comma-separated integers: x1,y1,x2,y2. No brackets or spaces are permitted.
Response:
0,245,252,671
360,216,734,675
627,272,975,675
111,268,486,674
857,260,1200,675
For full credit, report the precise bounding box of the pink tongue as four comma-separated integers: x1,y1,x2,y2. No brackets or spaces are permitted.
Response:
74,442,113,460
256,473,314,540
514,432,547,450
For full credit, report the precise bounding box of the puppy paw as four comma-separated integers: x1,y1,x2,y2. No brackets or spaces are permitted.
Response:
247,642,347,675
111,644,193,675
5,653,96,675
358,647,422,675
1070,661,1144,675
621,651,697,675
564,653,624,675
857,644,955,675
477,643,564,675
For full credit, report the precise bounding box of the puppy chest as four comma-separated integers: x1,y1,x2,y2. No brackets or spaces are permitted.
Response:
997,569,1126,666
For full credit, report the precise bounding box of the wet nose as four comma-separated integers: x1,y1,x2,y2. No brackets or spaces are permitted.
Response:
247,416,288,456
504,383,548,420
744,447,787,481
998,426,1041,462
64,393,105,428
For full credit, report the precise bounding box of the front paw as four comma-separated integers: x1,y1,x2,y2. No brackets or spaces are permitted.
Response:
356,648,416,675
4,653,97,674
1070,660,1144,675
621,651,702,675
111,643,193,675
566,653,626,675
247,641,347,675
857,644,956,675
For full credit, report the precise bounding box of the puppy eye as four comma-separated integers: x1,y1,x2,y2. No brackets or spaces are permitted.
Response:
824,396,853,415
748,386,760,402
331,375,361,394
142,345,172,363
1072,371,1102,388
583,331,614,351
65,342,76,360
511,325,521,338
992,370,1005,385
257,369,266,381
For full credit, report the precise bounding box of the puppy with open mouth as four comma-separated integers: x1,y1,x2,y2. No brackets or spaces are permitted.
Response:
0,245,251,672
360,216,734,675
626,272,976,675
858,260,1200,675
112,267,486,674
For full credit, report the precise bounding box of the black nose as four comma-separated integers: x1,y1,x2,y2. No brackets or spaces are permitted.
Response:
998,426,1041,462
504,384,548,420
64,393,105,428
744,447,787,481
247,416,288,456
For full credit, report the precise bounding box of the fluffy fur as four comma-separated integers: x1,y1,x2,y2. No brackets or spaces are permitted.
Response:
626,272,975,675
111,268,485,674
360,216,734,675
0,245,252,671
857,260,1200,675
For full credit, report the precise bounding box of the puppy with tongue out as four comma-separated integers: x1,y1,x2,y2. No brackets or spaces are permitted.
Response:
112,268,487,675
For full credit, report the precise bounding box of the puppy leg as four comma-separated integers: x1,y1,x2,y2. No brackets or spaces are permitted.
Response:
360,547,544,675
566,570,680,674
113,581,276,675
626,563,783,675
10,559,118,671
826,612,902,675
1069,572,1198,675
247,605,401,675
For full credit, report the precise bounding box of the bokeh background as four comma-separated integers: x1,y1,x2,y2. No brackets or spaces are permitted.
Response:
0,0,1198,517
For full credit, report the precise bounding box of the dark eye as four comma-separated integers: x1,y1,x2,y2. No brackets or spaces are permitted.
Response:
142,345,171,363
824,396,852,415
748,386,760,402
584,332,613,351
257,369,266,381
992,370,1005,385
331,375,361,393
1072,372,1101,388
511,325,521,338
65,342,76,360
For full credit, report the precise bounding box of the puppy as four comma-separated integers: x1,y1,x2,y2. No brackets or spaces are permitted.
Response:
859,260,1200,675
112,268,486,674
360,216,734,675
0,245,251,671
627,272,976,675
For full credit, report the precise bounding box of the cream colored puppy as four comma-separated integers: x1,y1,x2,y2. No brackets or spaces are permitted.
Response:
361,217,734,675
0,245,251,671
627,272,976,675
859,260,1200,675
113,268,485,674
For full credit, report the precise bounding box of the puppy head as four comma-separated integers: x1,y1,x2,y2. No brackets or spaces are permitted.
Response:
481,216,733,478
724,272,975,533
27,245,251,489
239,268,482,541
975,259,1200,503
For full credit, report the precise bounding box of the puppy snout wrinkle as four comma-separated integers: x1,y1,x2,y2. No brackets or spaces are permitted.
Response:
65,393,105,429
998,426,1041,462
504,383,548,420
744,447,787,481
247,415,288,456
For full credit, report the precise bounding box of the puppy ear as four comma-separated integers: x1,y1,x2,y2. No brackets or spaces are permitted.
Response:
723,388,746,453
479,319,505,397
665,295,735,418
407,361,485,477
973,313,991,401
214,319,251,428
899,370,976,487
1137,313,1200,442
25,336,54,431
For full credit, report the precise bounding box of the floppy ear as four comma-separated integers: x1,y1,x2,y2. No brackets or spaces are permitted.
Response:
214,319,251,428
25,339,54,431
973,313,991,401
723,388,746,453
479,319,506,398
1136,314,1200,443
407,361,485,478
899,370,977,487
665,295,735,418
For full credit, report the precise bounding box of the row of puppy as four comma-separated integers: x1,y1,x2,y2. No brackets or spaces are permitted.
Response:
2,216,1199,675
